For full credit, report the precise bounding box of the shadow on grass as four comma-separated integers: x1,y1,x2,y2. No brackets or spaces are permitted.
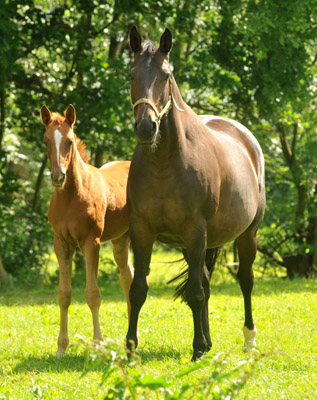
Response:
12,345,182,375
12,354,87,374
138,347,182,363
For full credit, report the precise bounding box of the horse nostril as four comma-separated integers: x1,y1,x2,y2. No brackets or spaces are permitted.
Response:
152,121,158,134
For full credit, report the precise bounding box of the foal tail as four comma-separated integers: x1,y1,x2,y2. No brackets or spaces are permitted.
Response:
167,247,222,302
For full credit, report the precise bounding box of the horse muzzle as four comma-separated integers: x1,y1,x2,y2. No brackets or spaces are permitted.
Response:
134,117,159,145
51,171,66,187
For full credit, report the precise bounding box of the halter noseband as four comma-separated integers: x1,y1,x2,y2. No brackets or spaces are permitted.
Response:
131,78,183,124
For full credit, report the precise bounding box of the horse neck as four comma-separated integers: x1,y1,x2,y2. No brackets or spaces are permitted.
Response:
57,145,88,199
152,80,188,159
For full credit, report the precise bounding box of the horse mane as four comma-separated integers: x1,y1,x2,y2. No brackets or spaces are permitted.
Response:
50,112,90,164
75,136,90,163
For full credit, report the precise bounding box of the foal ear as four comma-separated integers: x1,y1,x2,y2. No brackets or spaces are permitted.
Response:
129,26,142,53
159,28,172,55
65,104,76,127
40,105,51,126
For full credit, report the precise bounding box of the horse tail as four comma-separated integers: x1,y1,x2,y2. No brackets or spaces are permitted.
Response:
167,247,222,302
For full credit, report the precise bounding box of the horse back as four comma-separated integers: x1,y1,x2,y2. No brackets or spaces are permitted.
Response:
200,115,265,190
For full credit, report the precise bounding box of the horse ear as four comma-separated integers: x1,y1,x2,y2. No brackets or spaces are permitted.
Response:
40,105,51,126
159,28,172,55
129,26,142,53
65,104,76,127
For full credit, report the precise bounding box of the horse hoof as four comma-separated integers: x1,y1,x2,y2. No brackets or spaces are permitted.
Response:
243,345,260,354
191,350,204,362
126,337,138,355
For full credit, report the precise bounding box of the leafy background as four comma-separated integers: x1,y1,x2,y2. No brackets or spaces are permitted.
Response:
0,0,316,281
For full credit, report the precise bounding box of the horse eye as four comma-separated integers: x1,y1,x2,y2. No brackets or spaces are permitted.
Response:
65,138,73,148
164,73,170,81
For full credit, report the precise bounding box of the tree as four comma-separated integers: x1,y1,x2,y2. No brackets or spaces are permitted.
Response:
0,0,316,280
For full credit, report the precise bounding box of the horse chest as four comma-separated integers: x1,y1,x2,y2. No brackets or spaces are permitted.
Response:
48,196,105,243
136,175,202,233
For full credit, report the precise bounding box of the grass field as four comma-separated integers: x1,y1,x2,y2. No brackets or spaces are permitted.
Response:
0,244,316,399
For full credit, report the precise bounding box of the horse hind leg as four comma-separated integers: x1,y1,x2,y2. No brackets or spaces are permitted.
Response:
236,231,259,353
112,232,134,319
54,236,75,357
201,248,221,350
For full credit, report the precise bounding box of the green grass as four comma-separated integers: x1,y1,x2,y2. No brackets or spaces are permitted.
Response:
0,244,316,399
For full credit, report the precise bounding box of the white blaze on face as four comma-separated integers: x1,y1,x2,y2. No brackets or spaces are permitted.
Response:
54,129,63,167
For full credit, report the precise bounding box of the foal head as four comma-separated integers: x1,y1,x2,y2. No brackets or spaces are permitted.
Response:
40,104,76,187
129,26,173,146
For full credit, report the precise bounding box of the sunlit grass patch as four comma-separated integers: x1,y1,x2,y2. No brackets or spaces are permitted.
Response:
0,245,316,399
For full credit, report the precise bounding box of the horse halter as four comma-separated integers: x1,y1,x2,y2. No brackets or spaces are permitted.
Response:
131,78,183,125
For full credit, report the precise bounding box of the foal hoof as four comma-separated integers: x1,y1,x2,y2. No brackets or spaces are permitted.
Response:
56,350,65,358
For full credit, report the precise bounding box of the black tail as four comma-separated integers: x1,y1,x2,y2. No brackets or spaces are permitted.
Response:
167,247,222,302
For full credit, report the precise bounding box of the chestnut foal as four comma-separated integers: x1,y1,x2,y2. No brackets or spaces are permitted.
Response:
40,104,133,357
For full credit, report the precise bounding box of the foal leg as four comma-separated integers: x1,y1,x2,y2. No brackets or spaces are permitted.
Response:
54,236,75,357
126,218,155,353
112,232,134,319
236,231,258,352
185,222,208,361
82,237,103,343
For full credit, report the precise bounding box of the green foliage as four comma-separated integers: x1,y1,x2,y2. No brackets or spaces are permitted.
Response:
80,337,256,399
0,0,316,278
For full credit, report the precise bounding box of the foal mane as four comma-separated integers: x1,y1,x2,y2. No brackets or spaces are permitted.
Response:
50,112,90,164
75,137,90,163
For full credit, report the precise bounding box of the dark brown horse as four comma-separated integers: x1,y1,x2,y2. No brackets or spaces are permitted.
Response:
126,27,265,360
40,105,133,357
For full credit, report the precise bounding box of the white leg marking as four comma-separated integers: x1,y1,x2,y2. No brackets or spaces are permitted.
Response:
243,325,259,353
54,129,63,167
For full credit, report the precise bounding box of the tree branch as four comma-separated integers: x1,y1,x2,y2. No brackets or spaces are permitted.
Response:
277,122,293,165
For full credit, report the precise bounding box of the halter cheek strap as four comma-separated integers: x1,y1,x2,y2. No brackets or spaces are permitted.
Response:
131,78,183,123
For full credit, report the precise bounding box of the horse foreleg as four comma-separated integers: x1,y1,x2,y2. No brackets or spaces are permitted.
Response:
54,236,75,358
82,237,103,344
112,232,134,319
183,248,212,351
185,222,208,361
126,218,154,354
236,232,258,352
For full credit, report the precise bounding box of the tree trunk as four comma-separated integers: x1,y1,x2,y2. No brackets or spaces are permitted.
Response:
94,145,104,168
0,89,5,151
313,219,317,276
0,257,7,284
32,155,48,212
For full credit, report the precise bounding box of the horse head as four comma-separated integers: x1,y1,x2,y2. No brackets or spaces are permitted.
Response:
40,104,76,187
129,26,175,147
